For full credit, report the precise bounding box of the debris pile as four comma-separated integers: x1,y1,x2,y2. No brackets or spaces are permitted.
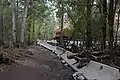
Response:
0,46,32,65
67,50,120,69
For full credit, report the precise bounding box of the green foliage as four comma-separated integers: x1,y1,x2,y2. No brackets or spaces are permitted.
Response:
0,0,119,50
27,0,54,41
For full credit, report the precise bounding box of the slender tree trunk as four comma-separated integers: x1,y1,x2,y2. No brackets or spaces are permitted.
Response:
12,0,16,44
86,0,92,50
38,26,41,39
1,12,3,42
0,1,4,44
108,0,116,56
108,0,114,50
16,0,20,43
20,0,30,44
101,0,107,50
60,3,64,47
32,19,35,41
27,20,31,45
114,9,120,48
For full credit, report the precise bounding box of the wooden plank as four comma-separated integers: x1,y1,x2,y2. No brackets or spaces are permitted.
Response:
40,42,56,51
61,51,77,66
72,61,120,80
40,42,65,57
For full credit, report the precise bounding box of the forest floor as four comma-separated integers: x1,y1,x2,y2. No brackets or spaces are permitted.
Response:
0,45,74,80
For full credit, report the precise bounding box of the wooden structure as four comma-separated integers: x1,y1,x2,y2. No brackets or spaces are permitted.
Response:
53,26,73,42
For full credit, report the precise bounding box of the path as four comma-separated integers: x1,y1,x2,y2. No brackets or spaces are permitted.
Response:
0,46,74,80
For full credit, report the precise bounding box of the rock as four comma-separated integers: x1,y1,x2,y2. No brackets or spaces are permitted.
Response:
62,60,66,64
64,63,68,67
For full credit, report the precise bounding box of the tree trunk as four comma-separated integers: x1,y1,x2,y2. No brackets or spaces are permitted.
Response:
32,19,35,41
12,0,16,44
101,0,107,50
0,1,4,44
86,0,92,50
60,3,64,47
20,0,30,44
16,0,20,43
27,18,31,45
108,0,116,56
1,12,3,42
114,9,120,48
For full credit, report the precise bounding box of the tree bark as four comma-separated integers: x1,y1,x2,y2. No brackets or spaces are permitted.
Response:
12,0,16,44
108,0,117,56
101,0,107,50
108,0,117,48
16,0,20,43
114,9,120,48
20,0,30,44
32,19,35,41
27,20,31,45
1,11,3,42
86,0,92,50
0,1,4,44
60,2,64,47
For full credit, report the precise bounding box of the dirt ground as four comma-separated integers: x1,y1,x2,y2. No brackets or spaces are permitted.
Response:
0,45,74,80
